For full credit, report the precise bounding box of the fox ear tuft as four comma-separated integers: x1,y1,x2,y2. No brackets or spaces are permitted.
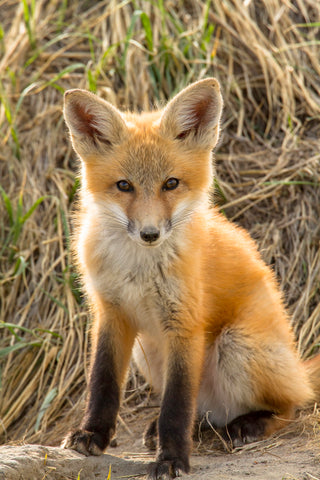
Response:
63,90,127,157
160,78,223,150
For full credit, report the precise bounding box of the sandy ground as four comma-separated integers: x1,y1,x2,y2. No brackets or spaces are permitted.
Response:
0,441,319,480
1,411,319,480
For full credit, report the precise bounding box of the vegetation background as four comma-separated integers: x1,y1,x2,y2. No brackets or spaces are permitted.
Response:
0,0,319,448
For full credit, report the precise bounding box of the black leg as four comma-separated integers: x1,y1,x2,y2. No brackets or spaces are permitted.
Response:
147,334,204,479
63,331,121,454
63,305,135,456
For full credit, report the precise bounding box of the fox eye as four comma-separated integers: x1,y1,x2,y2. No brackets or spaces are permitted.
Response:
162,178,179,191
117,180,133,192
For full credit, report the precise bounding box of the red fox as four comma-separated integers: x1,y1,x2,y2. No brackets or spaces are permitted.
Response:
62,78,320,479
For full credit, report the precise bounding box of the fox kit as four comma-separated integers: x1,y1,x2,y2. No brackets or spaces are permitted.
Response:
62,79,320,479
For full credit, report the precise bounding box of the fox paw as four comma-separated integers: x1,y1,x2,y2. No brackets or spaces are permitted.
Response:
61,429,107,456
147,458,189,479
223,410,273,448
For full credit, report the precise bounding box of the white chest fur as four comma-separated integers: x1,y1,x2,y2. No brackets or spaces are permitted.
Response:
79,219,182,336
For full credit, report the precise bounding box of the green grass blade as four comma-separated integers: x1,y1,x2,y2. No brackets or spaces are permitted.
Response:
68,177,80,204
0,185,14,225
34,328,63,340
21,0,30,24
0,324,23,341
87,68,97,93
15,82,40,116
121,10,142,70
57,0,68,31
1,92,13,125
295,22,320,28
0,321,36,335
42,289,68,314
141,12,153,52
30,0,35,17
87,30,95,62
157,0,166,33
17,190,24,222
44,63,85,89
21,195,46,224
13,255,28,277
0,23,4,56
202,0,211,34
21,0,36,49
10,127,20,159
59,205,70,252
0,340,42,358
11,192,24,247
35,388,58,432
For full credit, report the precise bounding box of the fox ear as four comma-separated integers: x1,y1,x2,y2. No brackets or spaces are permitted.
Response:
63,89,127,157
160,78,223,150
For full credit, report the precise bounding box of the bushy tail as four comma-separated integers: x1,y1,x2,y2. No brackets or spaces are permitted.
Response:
304,353,320,401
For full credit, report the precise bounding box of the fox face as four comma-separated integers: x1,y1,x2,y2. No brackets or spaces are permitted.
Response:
88,137,193,249
64,79,223,251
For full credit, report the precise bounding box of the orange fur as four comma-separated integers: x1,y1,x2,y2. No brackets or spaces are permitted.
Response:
63,78,320,478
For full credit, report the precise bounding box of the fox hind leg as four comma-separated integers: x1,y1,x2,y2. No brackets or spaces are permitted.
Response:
220,409,294,448
143,417,158,451
198,326,312,447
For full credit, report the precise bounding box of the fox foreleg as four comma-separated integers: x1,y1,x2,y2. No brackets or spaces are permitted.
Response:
148,331,204,479
62,301,135,456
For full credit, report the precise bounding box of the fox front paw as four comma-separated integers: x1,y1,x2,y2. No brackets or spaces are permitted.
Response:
147,458,190,479
61,429,108,456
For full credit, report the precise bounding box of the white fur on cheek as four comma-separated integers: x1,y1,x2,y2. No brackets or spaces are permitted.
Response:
171,195,206,229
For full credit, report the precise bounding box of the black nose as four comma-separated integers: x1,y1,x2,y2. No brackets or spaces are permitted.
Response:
140,226,160,244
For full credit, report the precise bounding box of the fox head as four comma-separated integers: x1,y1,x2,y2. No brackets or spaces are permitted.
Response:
64,79,223,248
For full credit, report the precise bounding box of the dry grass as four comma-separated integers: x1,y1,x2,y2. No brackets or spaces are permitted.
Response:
0,0,319,447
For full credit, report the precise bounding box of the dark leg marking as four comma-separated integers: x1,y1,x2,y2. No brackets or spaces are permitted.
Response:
147,361,193,479
63,332,120,455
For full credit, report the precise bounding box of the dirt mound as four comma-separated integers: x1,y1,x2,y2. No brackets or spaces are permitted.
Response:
1,440,319,480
